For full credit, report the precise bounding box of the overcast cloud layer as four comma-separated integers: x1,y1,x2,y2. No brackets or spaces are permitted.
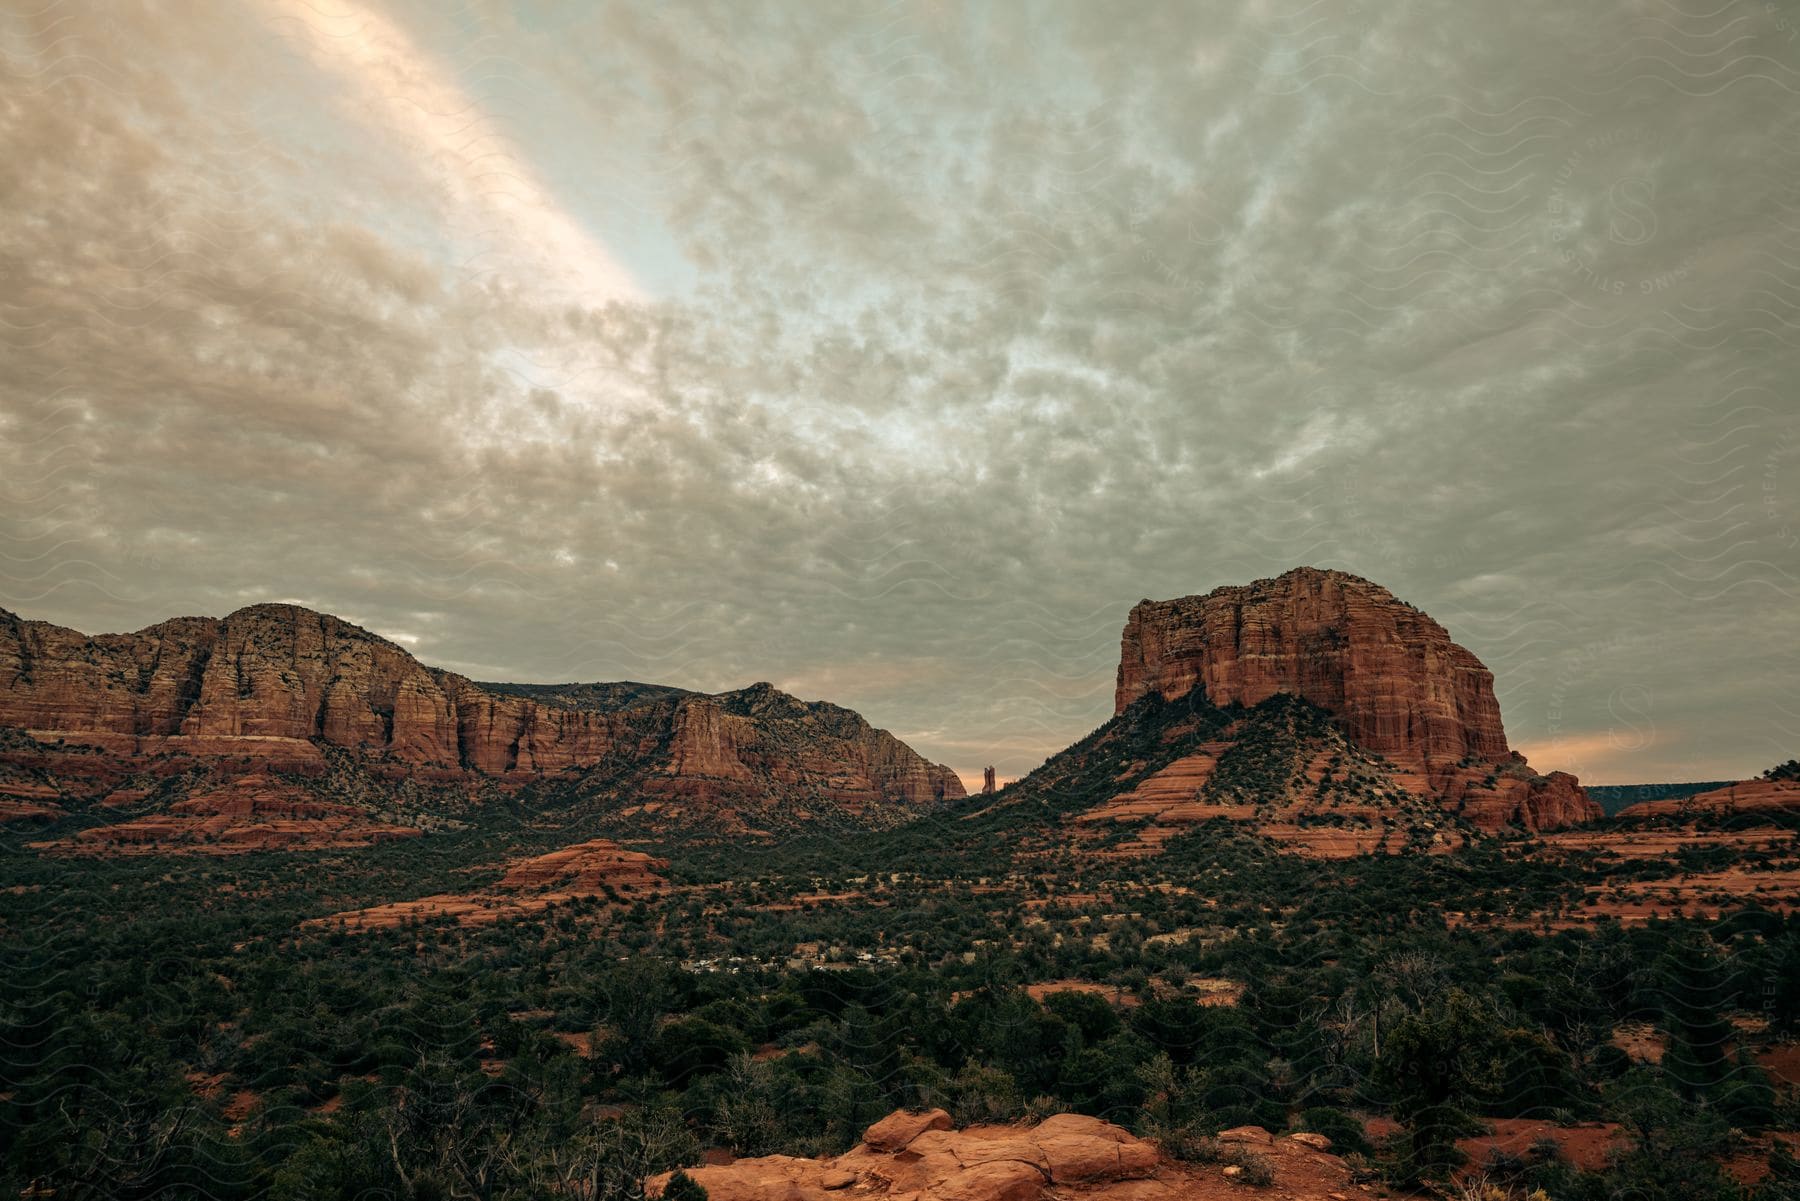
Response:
2,0,1798,786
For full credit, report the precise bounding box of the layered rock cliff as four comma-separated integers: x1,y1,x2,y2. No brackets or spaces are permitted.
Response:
0,604,617,774
1116,568,1509,766
1110,568,1596,832
0,603,962,843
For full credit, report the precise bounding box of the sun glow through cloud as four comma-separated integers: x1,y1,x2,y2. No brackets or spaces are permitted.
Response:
255,0,643,305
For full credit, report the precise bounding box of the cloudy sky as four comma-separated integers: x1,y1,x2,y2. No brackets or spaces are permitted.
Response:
2,0,1797,787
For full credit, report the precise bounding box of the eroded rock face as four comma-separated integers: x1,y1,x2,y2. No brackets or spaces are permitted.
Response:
1112,568,1597,831
1115,568,1505,763
1522,769,1595,828
0,604,963,836
1,604,516,766
0,609,223,737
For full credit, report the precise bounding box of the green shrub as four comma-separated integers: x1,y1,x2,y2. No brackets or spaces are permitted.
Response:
1147,1122,1221,1163
1222,1147,1275,1186
1297,1106,1371,1156
662,1169,708,1201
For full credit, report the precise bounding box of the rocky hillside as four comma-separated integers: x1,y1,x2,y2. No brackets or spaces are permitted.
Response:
0,604,962,846
307,838,670,930
970,568,1597,858
1585,781,1737,815
1616,760,1800,822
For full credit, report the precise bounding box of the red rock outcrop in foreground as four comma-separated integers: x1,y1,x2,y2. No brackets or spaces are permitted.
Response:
648,1109,1359,1201
0,604,962,838
1114,568,1598,832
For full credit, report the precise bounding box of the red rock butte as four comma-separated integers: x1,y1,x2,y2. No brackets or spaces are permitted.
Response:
0,602,963,843
1114,567,1599,831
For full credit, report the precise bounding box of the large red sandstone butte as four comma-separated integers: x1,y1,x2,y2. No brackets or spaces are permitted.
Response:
0,604,962,841
1113,568,1598,832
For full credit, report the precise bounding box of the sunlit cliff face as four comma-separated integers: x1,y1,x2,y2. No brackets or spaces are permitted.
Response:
1,0,1796,784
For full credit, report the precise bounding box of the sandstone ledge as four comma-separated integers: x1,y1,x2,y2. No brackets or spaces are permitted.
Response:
649,1111,1359,1201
